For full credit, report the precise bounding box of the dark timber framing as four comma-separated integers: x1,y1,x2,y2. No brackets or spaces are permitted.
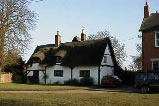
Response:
98,65,101,86
26,69,46,84
71,67,73,80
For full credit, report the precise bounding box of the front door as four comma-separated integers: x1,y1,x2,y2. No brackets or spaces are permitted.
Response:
33,71,39,84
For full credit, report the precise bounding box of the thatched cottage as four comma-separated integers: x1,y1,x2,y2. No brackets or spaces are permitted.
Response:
26,30,120,85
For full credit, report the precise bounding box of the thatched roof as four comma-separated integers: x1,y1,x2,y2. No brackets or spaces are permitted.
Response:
27,37,118,68
140,13,159,31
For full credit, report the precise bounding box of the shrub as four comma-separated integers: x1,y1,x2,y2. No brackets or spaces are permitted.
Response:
64,79,79,85
3,57,26,84
54,81,60,85
27,76,39,84
12,75,23,84
80,77,94,86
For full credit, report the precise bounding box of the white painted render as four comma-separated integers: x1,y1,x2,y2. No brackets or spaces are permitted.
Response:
27,63,45,76
27,63,45,71
100,45,114,84
27,45,114,85
72,66,98,85
101,45,113,66
40,65,71,84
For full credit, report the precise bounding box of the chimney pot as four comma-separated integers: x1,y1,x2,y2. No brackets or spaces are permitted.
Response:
81,29,86,41
57,31,60,35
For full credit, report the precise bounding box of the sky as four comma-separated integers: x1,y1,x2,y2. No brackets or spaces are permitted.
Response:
25,0,159,67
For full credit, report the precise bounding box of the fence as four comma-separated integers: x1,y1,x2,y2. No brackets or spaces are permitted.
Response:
121,71,137,85
0,73,12,83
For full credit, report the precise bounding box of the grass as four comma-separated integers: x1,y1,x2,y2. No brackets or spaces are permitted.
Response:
0,83,90,91
0,93,159,106
0,83,159,106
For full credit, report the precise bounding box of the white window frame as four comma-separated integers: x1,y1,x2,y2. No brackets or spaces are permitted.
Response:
155,31,159,47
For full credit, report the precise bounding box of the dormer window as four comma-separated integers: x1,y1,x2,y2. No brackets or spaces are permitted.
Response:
32,58,40,63
155,32,159,47
56,56,62,64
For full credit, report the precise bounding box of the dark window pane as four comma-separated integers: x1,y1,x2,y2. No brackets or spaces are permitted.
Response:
153,61,159,71
157,33,159,39
56,56,62,63
80,70,90,77
54,70,63,77
103,56,107,63
157,40,159,46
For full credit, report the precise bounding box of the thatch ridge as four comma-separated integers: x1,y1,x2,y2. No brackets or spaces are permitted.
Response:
27,37,119,70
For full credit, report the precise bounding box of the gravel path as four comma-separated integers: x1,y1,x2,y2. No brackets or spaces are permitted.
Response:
0,88,137,94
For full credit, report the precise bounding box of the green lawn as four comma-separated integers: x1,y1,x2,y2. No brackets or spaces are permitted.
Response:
0,83,159,106
0,93,159,106
0,83,89,91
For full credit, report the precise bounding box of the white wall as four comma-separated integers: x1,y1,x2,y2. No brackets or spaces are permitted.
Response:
27,44,115,85
101,45,113,66
27,63,45,71
100,66,113,83
100,45,114,84
40,65,71,84
39,65,99,85
27,63,45,76
72,66,98,85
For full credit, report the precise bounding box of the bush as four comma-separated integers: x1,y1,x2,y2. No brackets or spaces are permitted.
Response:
27,76,39,84
121,71,137,85
54,81,60,85
64,79,79,85
80,77,94,86
3,57,26,84
12,75,23,84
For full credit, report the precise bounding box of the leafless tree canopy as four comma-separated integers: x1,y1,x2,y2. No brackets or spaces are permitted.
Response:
128,40,142,71
88,30,126,66
0,0,37,67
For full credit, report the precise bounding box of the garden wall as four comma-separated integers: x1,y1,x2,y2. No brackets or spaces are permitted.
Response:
0,73,12,83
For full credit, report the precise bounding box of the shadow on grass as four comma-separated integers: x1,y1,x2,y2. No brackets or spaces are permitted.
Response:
87,85,159,94
87,85,138,93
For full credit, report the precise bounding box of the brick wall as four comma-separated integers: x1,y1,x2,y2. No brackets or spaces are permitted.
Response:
143,30,159,71
0,73,12,83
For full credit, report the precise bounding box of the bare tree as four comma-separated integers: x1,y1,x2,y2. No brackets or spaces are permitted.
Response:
128,41,142,71
88,30,126,66
0,0,37,70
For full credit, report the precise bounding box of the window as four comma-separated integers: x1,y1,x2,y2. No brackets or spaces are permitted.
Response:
155,73,159,80
152,61,159,71
54,70,63,77
103,56,107,63
56,56,62,64
155,32,159,47
80,70,90,77
32,58,40,63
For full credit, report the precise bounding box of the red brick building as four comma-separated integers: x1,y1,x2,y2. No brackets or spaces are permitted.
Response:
140,2,159,71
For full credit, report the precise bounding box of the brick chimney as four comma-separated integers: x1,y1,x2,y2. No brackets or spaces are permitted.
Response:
144,2,150,18
81,29,86,41
55,31,61,47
